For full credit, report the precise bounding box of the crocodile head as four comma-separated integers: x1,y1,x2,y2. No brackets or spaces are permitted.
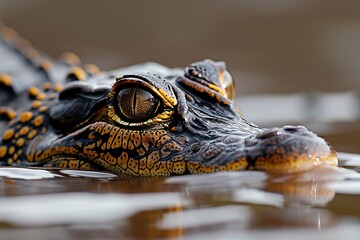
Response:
1,60,337,176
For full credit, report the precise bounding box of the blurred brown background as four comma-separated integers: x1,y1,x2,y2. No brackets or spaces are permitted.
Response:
1,0,359,94
1,0,359,152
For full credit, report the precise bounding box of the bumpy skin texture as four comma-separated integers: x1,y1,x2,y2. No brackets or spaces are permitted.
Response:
0,23,337,176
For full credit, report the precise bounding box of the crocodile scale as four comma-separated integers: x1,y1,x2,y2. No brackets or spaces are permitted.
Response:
0,23,337,176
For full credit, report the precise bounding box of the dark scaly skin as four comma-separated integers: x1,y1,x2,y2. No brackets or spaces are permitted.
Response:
0,23,337,176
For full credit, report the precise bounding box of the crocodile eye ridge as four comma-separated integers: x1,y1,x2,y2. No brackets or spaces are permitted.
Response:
116,87,160,122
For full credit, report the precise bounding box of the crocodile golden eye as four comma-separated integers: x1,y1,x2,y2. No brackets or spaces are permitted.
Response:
221,70,235,100
117,87,160,122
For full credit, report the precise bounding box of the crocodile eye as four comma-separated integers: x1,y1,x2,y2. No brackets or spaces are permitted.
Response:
116,87,160,122
221,70,235,100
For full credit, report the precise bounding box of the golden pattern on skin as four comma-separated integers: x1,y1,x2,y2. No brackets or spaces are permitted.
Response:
0,146,7,158
0,74,12,87
85,64,101,75
67,67,87,81
108,128,123,149
149,161,161,176
8,146,15,155
0,107,17,120
0,87,48,165
178,78,231,105
32,115,43,127
31,100,42,109
42,82,52,91
27,84,52,100
122,130,130,149
146,151,160,169
158,89,177,106
187,64,234,99
36,92,47,100
226,157,248,171
161,142,183,158
100,152,117,165
83,143,99,160
25,48,40,61
254,150,338,174
207,82,225,96
28,86,40,98
53,84,63,92
127,157,139,173
39,106,48,112
117,152,129,169
2,128,14,141
57,160,68,168
74,122,182,176
15,138,25,148
19,111,33,123
26,151,35,162
1,26,18,42
60,52,81,66
172,160,186,174
68,160,80,169
27,129,38,139
80,162,93,170
137,148,146,156
39,59,53,72
17,149,23,156
43,157,94,171
186,156,248,174
32,145,79,162
139,168,151,176
95,157,110,170
139,157,147,170
129,131,141,150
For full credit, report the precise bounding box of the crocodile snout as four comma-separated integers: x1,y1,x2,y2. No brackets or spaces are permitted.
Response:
250,125,337,173
186,125,337,174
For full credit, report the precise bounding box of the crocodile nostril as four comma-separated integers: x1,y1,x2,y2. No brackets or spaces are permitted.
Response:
256,128,283,139
282,125,307,133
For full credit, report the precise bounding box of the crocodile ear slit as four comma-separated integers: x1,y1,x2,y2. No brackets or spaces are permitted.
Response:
49,92,108,131
49,81,110,131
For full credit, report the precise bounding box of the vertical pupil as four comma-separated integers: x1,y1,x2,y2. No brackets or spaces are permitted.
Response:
117,87,159,121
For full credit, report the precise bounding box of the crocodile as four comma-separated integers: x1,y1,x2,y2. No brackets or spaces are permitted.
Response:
0,23,337,176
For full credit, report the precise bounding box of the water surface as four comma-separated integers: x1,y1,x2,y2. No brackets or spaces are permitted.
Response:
0,152,359,240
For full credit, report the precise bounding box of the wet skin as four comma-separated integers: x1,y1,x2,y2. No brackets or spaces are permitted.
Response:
0,23,337,176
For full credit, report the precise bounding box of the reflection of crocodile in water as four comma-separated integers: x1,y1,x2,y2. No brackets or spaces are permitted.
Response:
0,23,337,176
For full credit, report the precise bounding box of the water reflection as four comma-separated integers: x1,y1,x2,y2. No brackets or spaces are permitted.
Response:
0,167,59,180
0,154,359,239
0,192,188,227
158,205,251,229
60,169,117,179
